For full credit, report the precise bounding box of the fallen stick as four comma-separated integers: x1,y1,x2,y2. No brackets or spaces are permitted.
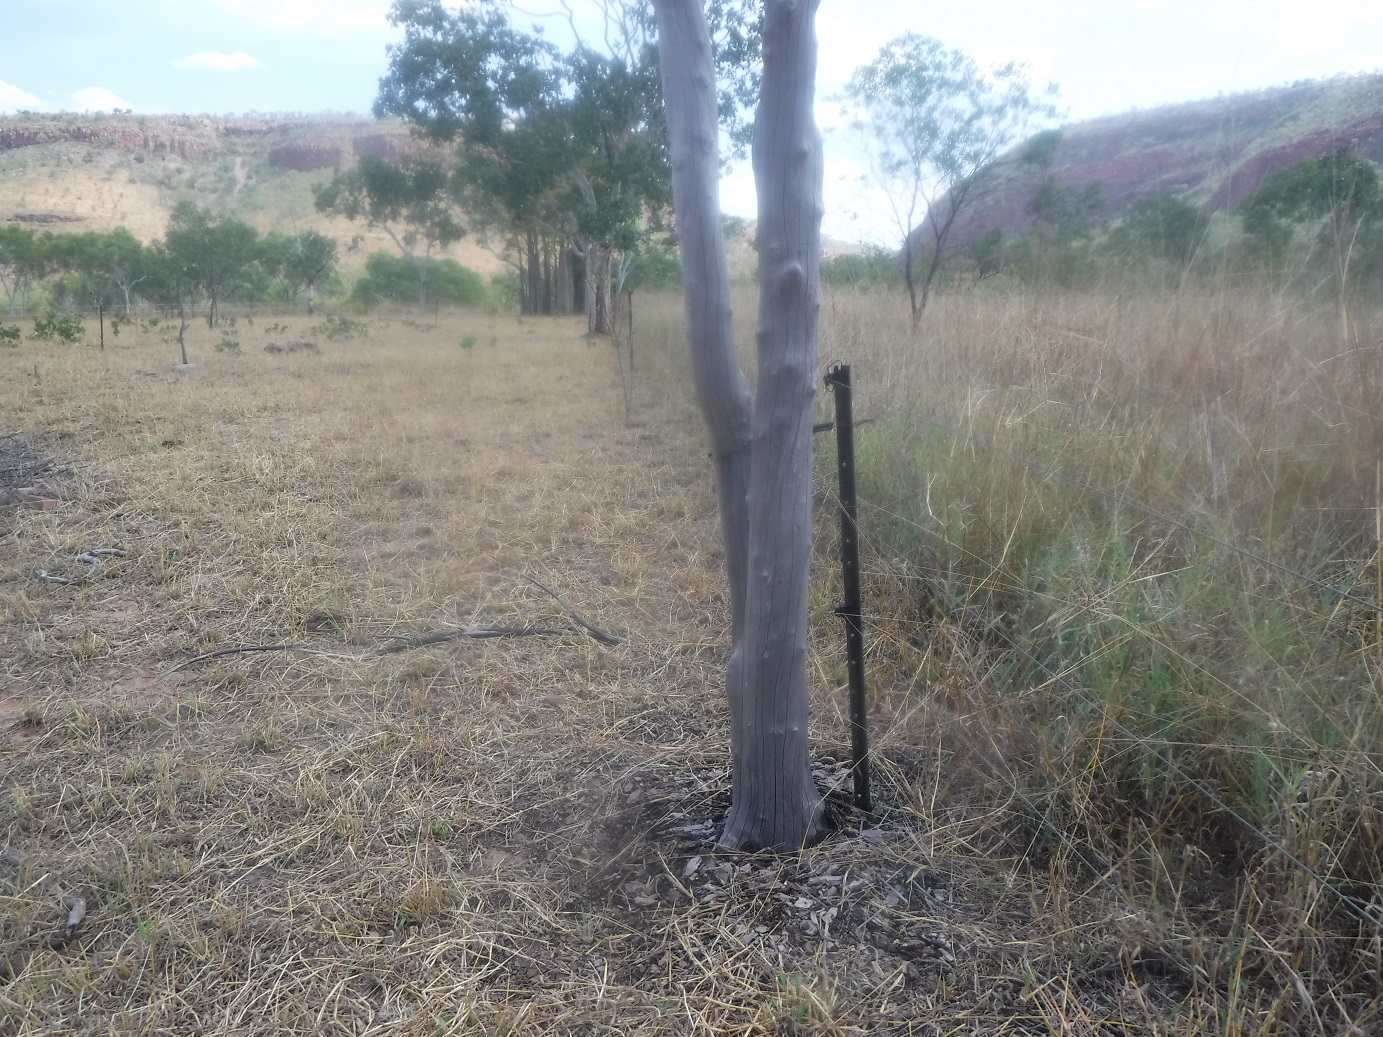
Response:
159,623,594,677
523,574,623,646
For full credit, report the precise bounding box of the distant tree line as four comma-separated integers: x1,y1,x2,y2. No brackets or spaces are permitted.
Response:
824,141,1383,305
0,209,339,320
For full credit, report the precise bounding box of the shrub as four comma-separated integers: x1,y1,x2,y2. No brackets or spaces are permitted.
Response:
349,252,488,308
30,310,85,344
0,323,20,346
311,315,369,341
216,337,241,354
460,335,477,350
488,270,520,309
820,248,902,288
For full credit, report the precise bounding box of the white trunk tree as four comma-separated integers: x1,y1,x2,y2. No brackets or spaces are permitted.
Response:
655,0,826,851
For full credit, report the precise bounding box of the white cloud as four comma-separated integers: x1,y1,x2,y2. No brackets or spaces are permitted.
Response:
0,79,45,113
172,51,264,71
212,0,391,31
71,87,133,112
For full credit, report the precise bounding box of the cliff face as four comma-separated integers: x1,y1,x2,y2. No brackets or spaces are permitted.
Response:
945,73,1383,242
0,114,416,170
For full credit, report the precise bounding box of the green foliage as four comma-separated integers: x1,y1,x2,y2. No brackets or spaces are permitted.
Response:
971,229,1006,278
316,156,465,250
348,251,486,309
820,248,902,288
215,337,241,354
427,257,488,306
316,155,469,310
1112,191,1208,266
623,238,683,293
1026,175,1107,243
1000,175,1109,287
1242,146,1381,236
488,270,520,309
459,335,477,350
163,202,265,325
1238,146,1383,286
373,0,761,323
44,227,149,315
260,229,339,307
310,315,369,341
0,322,19,345
30,309,84,343
0,224,50,314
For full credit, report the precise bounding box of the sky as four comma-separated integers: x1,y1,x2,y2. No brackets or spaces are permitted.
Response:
2,0,1381,242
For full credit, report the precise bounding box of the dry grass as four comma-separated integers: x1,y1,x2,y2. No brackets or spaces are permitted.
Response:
1,292,1378,1034
816,284,1383,1034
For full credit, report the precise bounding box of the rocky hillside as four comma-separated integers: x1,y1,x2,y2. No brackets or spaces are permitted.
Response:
0,113,502,274
955,72,1383,240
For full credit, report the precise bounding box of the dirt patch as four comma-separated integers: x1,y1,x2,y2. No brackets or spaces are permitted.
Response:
0,434,64,506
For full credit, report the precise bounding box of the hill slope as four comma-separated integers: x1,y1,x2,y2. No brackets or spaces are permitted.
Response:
0,113,505,275
955,72,1383,240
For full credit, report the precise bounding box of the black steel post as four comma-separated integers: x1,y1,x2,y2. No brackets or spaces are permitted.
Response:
825,363,871,812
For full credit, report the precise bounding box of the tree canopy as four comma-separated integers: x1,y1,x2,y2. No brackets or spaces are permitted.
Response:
315,154,467,312
841,34,1058,324
369,0,760,332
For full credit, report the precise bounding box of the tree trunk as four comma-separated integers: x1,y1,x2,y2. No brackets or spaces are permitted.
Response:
557,244,572,316
411,254,429,314
542,237,553,315
177,300,189,366
588,243,614,335
527,227,542,316
903,234,919,327
655,0,825,852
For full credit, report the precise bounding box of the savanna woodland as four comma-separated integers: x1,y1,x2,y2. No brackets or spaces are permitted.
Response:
2,0,1382,1034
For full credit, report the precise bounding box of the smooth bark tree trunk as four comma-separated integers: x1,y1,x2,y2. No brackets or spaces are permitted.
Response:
587,243,614,335
656,0,826,852
527,227,542,316
557,244,572,316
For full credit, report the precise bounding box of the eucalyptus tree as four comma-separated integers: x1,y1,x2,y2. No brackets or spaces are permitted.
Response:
842,35,1058,325
142,240,199,365
374,0,759,333
376,1,572,315
656,0,827,851
376,0,623,328
262,229,339,313
49,229,150,318
163,202,263,327
314,155,467,312
0,225,50,315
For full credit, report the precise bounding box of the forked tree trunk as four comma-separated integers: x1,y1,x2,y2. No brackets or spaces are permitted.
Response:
655,0,826,852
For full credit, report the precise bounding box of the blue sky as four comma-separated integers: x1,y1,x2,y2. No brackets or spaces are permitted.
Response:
2,0,1381,240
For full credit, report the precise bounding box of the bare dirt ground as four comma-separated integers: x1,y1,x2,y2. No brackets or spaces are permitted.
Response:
0,308,1221,1034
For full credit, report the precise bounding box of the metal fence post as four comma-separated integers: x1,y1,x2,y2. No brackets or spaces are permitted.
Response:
825,363,871,812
